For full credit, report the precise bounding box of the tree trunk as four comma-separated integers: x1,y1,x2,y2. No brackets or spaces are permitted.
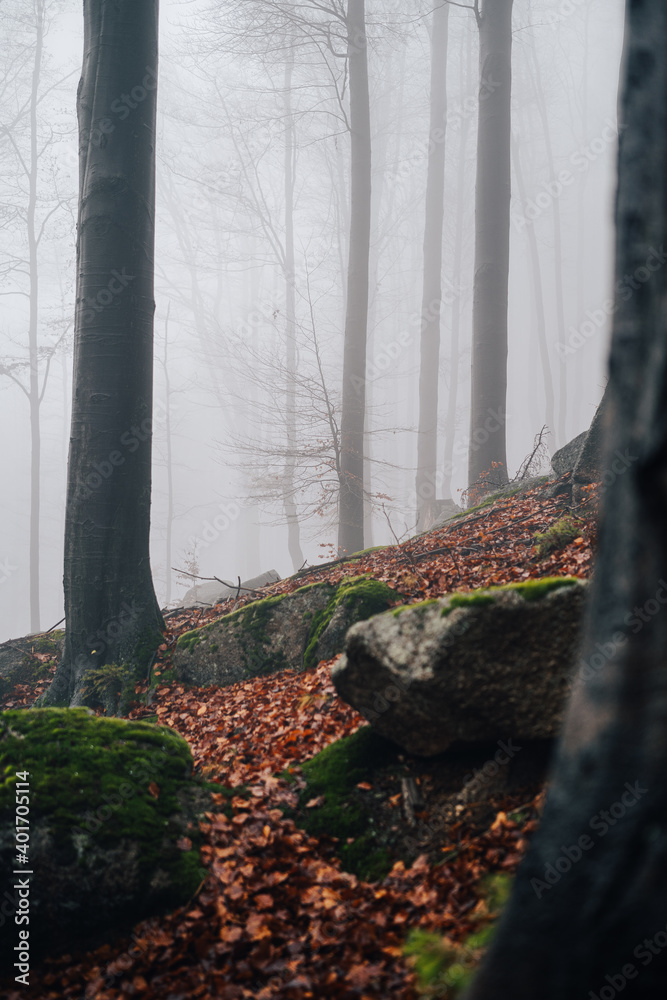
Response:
468,0,513,490
43,0,162,711
528,45,567,447
27,0,45,634
415,1,450,531
338,0,371,556
465,5,667,996
511,129,555,435
283,47,306,572
442,29,473,502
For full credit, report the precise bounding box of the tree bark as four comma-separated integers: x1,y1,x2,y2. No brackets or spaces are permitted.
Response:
283,47,306,572
468,0,513,490
338,0,371,556
443,28,473,502
27,0,45,634
511,130,555,436
43,0,162,711
415,1,450,530
465,4,667,996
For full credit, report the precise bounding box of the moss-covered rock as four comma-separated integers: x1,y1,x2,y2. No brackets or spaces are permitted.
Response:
332,577,589,755
172,576,401,688
0,631,64,701
0,709,210,965
294,726,398,881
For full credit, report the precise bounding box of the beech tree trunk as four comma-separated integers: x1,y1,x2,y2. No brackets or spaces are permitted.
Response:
468,0,513,490
338,0,371,556
283,48,306,573
415,0,450,530
43,0,162,711
466,4,667,996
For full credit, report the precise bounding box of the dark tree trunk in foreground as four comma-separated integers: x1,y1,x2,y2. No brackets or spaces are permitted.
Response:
466,5,667,997
415,1,450,530
43,0,162,711
338,0,371,556
468,0,513,490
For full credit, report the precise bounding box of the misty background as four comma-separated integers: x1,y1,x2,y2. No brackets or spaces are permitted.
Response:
0,0,624,643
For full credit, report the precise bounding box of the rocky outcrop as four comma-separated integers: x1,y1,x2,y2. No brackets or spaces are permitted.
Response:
177,569,281,609
0,630,64,700
0,708,210,965
551,431,587,477
331,577,589,756
173,576,401,688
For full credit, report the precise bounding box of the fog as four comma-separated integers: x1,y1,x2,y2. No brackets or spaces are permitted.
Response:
0,0,625,643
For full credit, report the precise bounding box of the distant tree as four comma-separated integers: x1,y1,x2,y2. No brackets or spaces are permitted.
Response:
415,0,450,530
43,0,162,710
338,0,372,555
466,3,667,996
467,0,513,491
0,0,75,632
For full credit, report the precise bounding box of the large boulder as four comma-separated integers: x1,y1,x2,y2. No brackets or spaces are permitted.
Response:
173,576,401,688
331,577,589,756
551,431,587,477
0,630,64,702
177,569,281,609
572,386,609,503
0,709,210,966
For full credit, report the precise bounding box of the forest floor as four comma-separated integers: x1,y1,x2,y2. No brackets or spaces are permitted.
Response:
1,475,597,1000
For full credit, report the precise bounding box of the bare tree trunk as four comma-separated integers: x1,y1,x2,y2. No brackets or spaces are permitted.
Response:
527,45,567,447
338,0,371,555
27,0,45,634
466,5,667,996
468,0,513,490
283,48,306,572
415,1,450,530
162,307,174,607
442,29,473,502
511,130,555,435
43,0,162,711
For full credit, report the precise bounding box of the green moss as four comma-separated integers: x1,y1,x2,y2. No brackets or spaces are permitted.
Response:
295,726,397,881
438,577,579,617
303,576,400,671
392,599,441,617
441,593,496,616
403,874,512,998
0,708,207,906
533,516,584,559
176,628,203,653
209,643,218,653
489,576,579,601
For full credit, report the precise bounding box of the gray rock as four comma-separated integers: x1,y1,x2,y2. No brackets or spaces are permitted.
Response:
331,578,589,756
551,431,588,478
572,387,609,503
419,499,462,532
177,569,281,608
173,576,401,687
0,631,64,698
0,709,210,965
